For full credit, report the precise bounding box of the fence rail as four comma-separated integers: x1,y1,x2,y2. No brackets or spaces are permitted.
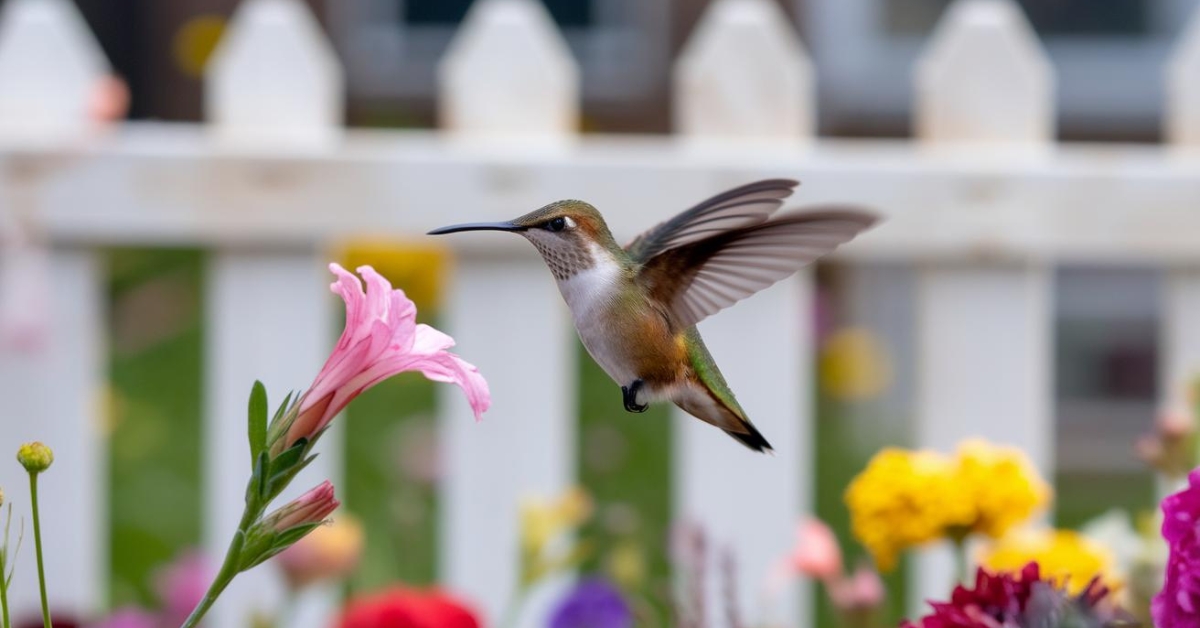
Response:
1,0,1199,626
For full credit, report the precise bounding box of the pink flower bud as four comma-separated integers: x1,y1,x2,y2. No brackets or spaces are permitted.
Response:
1159,410,1195,440
789,518,843,581
266,481,339,531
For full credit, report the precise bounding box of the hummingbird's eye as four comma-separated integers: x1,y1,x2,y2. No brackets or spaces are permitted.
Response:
546,217,567,232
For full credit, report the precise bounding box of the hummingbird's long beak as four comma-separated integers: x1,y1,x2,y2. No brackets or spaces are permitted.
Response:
427,221,525,235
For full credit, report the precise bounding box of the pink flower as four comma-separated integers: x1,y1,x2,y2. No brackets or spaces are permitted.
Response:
828,564,884,611
263,481,340,532
284,264,490,448
155,552,211,627
789,518,843,581
88,607,157,628
1154,467,1200,628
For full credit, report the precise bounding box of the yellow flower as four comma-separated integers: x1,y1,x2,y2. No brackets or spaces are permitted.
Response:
954,440,1051,538
519,486,593,554
819,327,892,401
845,448,974,571
334,240,447,314
980,528,1118,594
605,541,646,589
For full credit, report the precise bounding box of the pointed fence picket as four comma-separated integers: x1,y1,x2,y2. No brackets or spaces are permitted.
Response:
1,0,1200,626
909,0,1056,612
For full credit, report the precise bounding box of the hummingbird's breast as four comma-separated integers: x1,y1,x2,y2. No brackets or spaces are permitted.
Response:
556,246,684,389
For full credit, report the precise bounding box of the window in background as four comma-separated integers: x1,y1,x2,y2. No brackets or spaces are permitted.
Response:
327,0,669,129
804,0,1194,139
886,0,1150,36
1053,267,1159,528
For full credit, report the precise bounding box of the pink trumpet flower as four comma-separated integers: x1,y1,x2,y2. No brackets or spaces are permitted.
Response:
285,264,490,448
790,517,843,581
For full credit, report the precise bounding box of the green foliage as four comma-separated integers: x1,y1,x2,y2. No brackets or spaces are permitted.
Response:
342,353,440,589
575,343,673,625
107,247,204,608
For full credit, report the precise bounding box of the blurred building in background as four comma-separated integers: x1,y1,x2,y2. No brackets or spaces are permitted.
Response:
73,0,1190,139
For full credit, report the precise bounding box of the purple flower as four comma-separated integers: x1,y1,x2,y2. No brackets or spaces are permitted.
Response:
548,578,633,628
1154,467,1200,628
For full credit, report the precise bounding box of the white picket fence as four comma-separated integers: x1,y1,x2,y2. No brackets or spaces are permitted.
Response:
1,0,1200,626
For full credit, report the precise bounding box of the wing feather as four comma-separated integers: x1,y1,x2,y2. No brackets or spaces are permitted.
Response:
624,179,799,262
637,208,877,329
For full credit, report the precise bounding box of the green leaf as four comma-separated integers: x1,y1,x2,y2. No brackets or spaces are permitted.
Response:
269,439,307,475
239,523,324,571
248,450,269,505
248,381,268,468
273,392,295,424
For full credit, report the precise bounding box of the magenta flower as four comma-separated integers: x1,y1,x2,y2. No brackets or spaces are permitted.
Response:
284,264,490,447
1154,467,1200,628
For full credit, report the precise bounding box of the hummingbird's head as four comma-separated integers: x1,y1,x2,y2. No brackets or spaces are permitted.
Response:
428,200,620,280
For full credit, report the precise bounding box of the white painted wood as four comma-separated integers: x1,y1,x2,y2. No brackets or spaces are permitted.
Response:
909,266,1053,613
911,2,1055,609
204,251,334,628
438,0,579,137
440,258,574,627
915,0,1053,144
22,129,1200,263
1162,270,1200,418
1167,4,1200,146
0,0,109,140
206,0,343,145
674,0,814,139
0,249,105,620
674,275,811,626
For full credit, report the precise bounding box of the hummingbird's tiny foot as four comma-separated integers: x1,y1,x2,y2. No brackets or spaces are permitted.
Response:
622,380,649,413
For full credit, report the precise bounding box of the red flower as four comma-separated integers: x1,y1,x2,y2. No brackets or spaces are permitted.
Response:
903,563,1122,628
336,587,481,628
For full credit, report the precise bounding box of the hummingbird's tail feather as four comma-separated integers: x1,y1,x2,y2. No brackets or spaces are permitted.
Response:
672,382,774,453
722,421,774,453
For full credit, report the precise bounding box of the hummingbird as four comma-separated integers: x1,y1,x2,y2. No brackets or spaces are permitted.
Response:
428,179,876,452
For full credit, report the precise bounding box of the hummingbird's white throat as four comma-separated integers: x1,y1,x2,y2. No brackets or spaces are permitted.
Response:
557,242,635,384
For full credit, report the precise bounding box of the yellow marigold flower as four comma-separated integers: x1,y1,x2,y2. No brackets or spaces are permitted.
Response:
954,439,1051,538
845,448,974,571
980,528,1118,595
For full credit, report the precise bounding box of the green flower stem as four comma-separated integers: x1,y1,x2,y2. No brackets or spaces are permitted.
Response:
179,501,262,628
1,565,10,628
952,537,969,585
27,474,50,628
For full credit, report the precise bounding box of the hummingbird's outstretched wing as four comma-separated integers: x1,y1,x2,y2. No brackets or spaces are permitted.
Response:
624,179,799,262
636,209,876,329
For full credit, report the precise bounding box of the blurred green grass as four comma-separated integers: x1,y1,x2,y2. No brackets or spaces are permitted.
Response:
105,248,1157,626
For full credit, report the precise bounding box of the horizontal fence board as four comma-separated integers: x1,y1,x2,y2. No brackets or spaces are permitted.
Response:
6,128,1200,262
